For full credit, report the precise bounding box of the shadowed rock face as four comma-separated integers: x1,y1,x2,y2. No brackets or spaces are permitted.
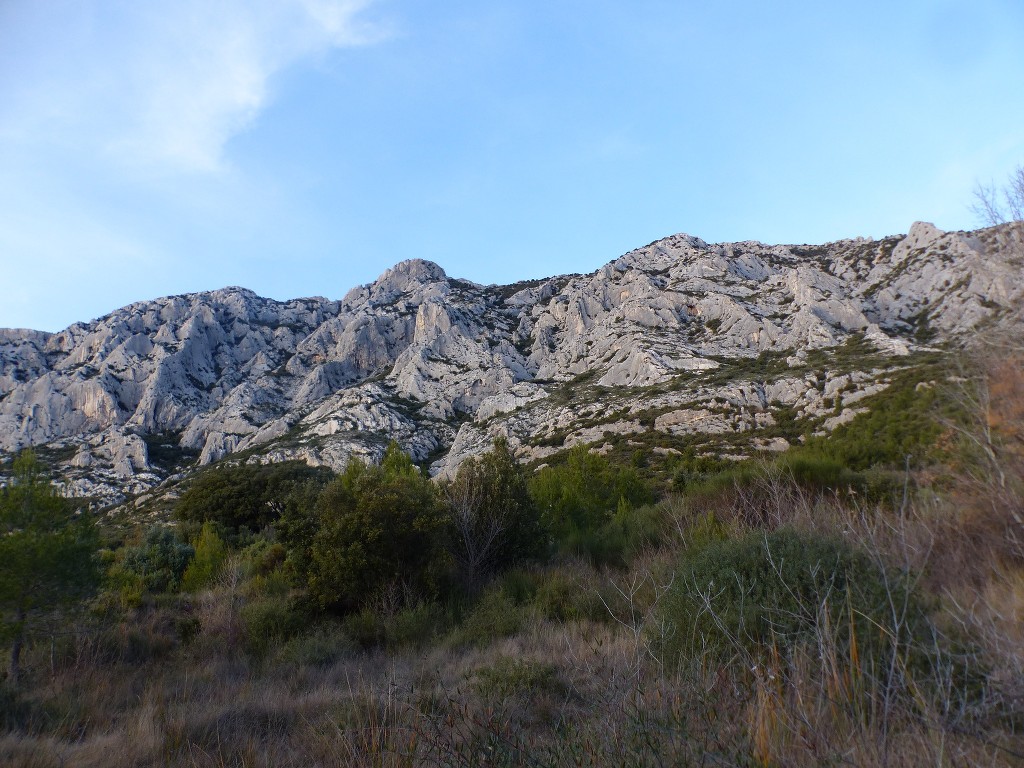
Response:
1,224,1021,504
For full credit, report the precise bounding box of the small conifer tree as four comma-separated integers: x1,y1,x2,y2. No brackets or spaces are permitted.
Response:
181,522,228,592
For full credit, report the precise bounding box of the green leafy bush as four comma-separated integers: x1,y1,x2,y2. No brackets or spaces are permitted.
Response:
241,595,301,657
305,443,449,611
529,444,653,549
277,621,354,666
802,365,945,470
176,460,334,539
180,522,228,592
473,657,562,699
117,526,194,594
659,528,928,667
533,569,607,623
443,438,547,594
449,588,528,648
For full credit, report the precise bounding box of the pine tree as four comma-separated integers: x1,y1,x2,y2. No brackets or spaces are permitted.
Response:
0,451,98,686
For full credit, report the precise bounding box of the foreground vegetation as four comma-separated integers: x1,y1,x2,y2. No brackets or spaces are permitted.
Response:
2,340,1024,767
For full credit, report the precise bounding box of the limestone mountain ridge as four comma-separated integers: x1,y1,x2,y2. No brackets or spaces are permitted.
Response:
1,221,1021,506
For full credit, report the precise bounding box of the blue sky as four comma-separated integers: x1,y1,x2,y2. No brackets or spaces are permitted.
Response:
2,0,1022,332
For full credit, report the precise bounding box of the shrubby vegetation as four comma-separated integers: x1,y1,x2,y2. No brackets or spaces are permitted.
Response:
660,527,929,664
442,437,546,593
2,341,1024,766
0,452,98,686
176,460,333,541
302,443,449,611
113,526,193,596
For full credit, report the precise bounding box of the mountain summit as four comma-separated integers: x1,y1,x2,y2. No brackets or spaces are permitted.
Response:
1,222,1020,505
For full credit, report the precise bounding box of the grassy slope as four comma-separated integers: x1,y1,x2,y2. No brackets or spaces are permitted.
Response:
3,345,1024,767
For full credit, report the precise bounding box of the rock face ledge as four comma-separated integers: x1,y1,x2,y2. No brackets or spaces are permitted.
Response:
1,222,1021,504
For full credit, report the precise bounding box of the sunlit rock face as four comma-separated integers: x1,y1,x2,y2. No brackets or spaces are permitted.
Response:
1,223,1021,504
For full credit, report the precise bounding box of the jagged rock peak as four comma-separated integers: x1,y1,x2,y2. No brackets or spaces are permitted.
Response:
613,233,710,271
375,259,448,289
3,221,1023,507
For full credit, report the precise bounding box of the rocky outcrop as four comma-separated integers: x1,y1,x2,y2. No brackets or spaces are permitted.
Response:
1,222,1021,504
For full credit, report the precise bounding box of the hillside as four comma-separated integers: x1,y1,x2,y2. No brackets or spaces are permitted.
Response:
3,221,1024,767
1,220,1022,505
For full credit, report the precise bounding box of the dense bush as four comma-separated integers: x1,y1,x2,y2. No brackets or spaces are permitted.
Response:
660,527,929,666
117,526,194,594
803,367,944,470
241,595,301,657
529,445,653,545
277,621,354,666
448,588,527,648
304,443,449,612
176,460,334,539
180,522,227,592
443,438,547,594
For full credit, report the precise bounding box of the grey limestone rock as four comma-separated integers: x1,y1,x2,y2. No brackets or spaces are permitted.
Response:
2,222,1021,505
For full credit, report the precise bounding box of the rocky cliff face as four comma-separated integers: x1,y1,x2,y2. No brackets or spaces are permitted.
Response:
1,221,1021,504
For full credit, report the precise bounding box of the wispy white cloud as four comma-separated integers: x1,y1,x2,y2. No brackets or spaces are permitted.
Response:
0,0,386,173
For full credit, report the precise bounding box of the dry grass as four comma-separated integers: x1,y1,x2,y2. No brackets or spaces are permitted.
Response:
4,347,1024,766
4,526,1023,768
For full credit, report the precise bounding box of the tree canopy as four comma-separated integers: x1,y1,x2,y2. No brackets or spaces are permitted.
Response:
529,444,652,539
176,460,334,539
0,451,99,685
444,438,546,593
304,443,448,612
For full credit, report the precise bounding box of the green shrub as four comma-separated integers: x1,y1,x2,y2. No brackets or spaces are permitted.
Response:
533,569,607,623
117,526,194,593
342,606,385,649
241,595,301,656
498,568,542,605
801,365,945,470
472,657,562,699
305,444,449,612
278,622,354,666
176,460,334,539
450,589,527,648
529,445,653,543
683,510,731,551
180,522,227,592
241,538,288,577
561,524,627,567
443,438,548,594
659,528,928,667
384,602,448,648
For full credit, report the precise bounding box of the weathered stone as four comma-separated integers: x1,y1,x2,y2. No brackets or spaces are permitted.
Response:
1,222,1021,505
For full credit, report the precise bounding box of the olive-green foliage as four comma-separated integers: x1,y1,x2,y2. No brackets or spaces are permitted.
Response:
803,367,944,470
444,438,547,593
532,569,608,623
473,657,561,699
241,595,301,657
449,588,527,648
0,451,100,683
277,621,354,666
682,454,855,500
275,475,330,581
240,538,287,578
180,522,227,592
117,527,194,593
305,443,448,612
176,460,334,540
670,448,736,491
492,567,607,623
342,601,449,650
588,500,667,567
529,444,653,546
235,569,300,656
660,528,926,666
